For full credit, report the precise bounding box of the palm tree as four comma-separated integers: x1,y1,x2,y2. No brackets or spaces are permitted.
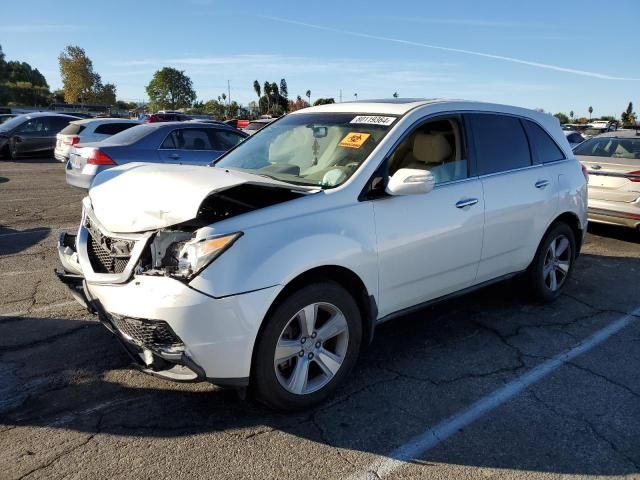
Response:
253,80,261,101
263,81,271,114
354,93,358,101
393,92,399,98
570,110,574,120
305,90,311,106
588,106,593,120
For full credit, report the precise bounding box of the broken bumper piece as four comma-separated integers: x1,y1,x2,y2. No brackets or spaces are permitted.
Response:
55,231,206,383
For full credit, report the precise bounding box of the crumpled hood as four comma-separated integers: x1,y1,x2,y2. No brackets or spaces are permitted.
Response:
88,163,310,233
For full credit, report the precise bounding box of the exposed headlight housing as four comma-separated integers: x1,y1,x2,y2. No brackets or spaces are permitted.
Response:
170,232,242,280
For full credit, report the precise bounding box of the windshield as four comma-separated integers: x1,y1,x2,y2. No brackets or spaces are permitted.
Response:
0,114,28,132
574,136,640,160
215,113,396,188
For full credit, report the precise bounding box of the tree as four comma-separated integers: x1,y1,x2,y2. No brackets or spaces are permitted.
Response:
305,89,311,105
554,112,569,124
0,45,6,83
288,95,309,112
621,102,635,125
569,110,574,121
145,67,196,110
313,98,335,106
253,80,261,102
90,82,116,105
279,78,288,100
263,81,271,113
58,46,97,103
392,91,399,98
588,106,593,120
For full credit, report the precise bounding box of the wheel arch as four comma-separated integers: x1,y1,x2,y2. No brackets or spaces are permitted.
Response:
551,211,584,255
249,265,377,381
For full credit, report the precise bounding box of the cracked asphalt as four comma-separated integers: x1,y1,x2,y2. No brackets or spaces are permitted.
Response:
1,158,640,480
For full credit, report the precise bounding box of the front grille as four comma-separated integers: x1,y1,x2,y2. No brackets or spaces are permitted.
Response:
113,317,184,351
85,219,134,274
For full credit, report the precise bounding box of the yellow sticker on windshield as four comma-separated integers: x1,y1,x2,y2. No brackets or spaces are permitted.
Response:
338,132,371,149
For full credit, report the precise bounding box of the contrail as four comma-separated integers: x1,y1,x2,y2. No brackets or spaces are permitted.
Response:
261,15,637,81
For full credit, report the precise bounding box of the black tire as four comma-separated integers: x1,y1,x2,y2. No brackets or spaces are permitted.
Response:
252,281,362,411
527,222,576,302
8,139,18,160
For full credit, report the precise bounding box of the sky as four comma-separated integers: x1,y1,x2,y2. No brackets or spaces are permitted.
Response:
2,0,638,117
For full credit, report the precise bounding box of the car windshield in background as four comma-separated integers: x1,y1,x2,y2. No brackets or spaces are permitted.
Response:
573,136,640,160
215,113,396,188
0,115,27,132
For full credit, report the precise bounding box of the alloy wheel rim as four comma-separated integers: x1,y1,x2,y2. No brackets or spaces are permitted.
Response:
543,235,571,292
274,302,349,395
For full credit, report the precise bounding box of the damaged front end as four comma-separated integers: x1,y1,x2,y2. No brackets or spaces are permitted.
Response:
56,182,308,383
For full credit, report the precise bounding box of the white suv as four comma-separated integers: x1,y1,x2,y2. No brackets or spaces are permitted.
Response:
56,99,588,410
54,118,140,162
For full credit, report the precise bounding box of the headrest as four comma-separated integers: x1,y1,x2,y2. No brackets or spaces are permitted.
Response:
413,132,452,164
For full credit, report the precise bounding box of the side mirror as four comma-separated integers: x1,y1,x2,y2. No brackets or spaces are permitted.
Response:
386,168,435,196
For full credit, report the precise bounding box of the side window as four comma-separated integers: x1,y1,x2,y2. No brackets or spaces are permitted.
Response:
388,117,467,184
180,128,213,150
523,120,566,163
211,130,245,150
468,114,531,175
19,118,47,133
50,117,72,132
161,131,177,149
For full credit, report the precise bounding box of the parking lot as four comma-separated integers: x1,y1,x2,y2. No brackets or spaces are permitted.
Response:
1,158,639,479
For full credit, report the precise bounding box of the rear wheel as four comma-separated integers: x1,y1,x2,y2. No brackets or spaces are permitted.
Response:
528,223,576,302
253,282,362,411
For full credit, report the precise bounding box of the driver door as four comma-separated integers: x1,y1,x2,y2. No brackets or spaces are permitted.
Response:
372,115,485,317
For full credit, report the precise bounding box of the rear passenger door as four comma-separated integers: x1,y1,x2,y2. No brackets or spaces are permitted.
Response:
467,113,559,283
158,128,218,165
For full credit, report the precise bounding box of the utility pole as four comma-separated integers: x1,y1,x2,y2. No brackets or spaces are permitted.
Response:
339,89,342,103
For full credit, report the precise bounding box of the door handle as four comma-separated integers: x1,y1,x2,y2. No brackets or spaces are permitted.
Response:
169,153,180,159
535,180,550,189
456,198,478,209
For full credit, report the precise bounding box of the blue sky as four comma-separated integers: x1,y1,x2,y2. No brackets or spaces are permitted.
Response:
2,0,638,117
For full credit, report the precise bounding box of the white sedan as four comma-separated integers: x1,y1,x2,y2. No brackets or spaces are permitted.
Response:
56,99,587,410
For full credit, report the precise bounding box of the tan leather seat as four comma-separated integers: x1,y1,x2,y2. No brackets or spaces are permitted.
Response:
399,132,454,182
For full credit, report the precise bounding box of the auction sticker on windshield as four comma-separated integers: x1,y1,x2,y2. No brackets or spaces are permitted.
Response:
338,132,371,149
350,115,395,126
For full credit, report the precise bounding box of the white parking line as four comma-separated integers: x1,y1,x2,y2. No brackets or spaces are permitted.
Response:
0,301,80,318
349,306,640,480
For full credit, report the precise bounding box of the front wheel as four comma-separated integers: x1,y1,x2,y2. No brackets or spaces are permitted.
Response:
8,139,19,160
528,223,576,302
252,282,362,411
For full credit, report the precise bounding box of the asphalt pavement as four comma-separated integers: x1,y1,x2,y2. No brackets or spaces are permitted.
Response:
1,158,639,480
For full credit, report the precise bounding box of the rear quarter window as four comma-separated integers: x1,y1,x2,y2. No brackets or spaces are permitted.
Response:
94,123,137,135
523,120,565,163
60,123,85,135
467,113,531,175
